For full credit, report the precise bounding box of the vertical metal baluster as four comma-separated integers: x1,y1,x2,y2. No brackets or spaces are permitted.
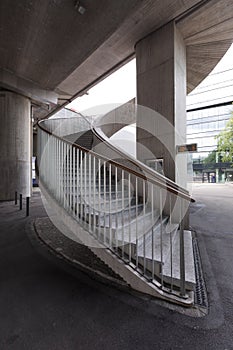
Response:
63,141,65,209
43,132,45,183
84,153,87,223
135,177,139,268
45,134,48,188
160,188,164,287
76,148,80,220
56,138,59,198
48,134,50,188
41,130,43,169
40,130,42,175
64,142,66,210
45,133,47,187
50,136,53,195
143,180,146,276
54,137,56,196
169,194,173,291
128,173,131,264
121,170,125,259
58,139,61,203
98,159,101,241
52,136,54,195
64,143,68,210
80,150,83,221
43,132,46,185
93,156,96,235
45,133,48,185
59,140,63,204
115,166,118,252
109,163,112,249
42,131,44,181
54,138,57,200
53,137,56,198
49,136,52,192
53,137,55,196
62,140,64,205
38,129,41,181
45,134,47,187
55,137,57,197
103,161,106,244
151,184,155,280
69,145,72,212
180,198,186,297
47,134,50,187
72,146,75,216
59,139,61,204
44,132,46,184
88,154,92,232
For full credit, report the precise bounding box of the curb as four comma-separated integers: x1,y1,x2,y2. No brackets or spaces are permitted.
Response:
26,217,130,292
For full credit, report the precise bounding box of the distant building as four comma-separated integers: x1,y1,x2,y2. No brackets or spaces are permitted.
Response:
186,45,233,182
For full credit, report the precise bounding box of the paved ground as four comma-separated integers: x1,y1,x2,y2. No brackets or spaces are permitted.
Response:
0,184,233,349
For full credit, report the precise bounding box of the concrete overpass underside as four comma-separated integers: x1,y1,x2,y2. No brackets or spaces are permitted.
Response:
0,0,233,120
0,0,233,200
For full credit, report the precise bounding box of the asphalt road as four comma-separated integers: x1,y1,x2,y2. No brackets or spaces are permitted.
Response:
0,184,233,350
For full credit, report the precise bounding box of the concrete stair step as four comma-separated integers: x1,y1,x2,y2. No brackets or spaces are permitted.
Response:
113,209,160,243
162,230,196,291
137,217,172,261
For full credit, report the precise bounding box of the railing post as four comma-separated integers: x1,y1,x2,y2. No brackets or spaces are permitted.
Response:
26,197,30,216
159,188,163,286
19,194,23,210
135,177,139,268
169,194,174,291
180,200,186,297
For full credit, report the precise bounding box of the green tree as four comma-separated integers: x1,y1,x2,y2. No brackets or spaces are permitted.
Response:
216,115,233,163
203,150,217,165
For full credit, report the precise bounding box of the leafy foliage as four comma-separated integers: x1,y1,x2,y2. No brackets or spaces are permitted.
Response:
216,115,233,163
203,150,217,165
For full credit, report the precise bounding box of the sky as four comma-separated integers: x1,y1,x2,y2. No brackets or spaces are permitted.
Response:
68,43,233,115
68,59,136,115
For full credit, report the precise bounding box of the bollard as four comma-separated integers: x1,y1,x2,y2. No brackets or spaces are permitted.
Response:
26,197,30,216
15,191,18,205
19,194,23,210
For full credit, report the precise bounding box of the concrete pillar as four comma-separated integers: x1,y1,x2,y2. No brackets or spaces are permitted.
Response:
136,21,187,187
0,91,31,200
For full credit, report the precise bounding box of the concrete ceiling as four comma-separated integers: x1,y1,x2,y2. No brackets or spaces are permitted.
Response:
0,0,233,119
177,0,233,92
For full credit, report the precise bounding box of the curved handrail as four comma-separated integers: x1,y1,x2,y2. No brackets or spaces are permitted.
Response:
37,107,195,303
38,110,193,203
92,125,194,202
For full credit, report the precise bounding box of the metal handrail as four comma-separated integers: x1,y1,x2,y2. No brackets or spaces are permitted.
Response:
38,113,193,204
37,109,194,303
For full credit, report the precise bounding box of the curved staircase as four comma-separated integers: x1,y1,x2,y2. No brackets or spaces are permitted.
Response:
37,107,196,306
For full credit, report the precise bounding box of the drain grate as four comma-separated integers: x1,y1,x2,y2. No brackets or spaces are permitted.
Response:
193,237,208,309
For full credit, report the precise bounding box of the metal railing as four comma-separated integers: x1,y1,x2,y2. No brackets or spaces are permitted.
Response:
37,108,194,302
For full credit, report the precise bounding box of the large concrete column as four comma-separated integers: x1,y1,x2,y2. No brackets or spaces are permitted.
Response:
0,91,31,200
136,21,187,186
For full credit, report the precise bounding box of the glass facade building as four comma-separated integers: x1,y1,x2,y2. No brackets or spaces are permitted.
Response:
186,45,233,182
